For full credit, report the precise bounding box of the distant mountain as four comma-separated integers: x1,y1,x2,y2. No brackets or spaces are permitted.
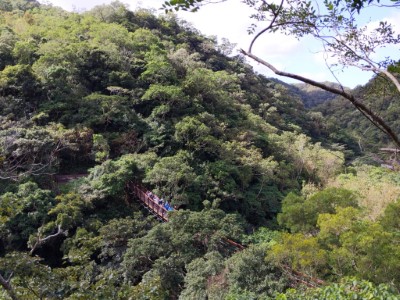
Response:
314,76,400,152
267,79,351,108
293,81,351,108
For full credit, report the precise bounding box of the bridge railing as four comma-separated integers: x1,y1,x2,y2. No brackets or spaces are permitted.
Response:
129,182,169,222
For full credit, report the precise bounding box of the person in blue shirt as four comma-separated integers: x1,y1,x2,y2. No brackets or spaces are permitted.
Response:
164,201,174,211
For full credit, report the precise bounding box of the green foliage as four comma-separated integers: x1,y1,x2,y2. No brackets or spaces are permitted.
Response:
87,153,143,198
79,93,138,129
174,116,211,149
224,245,287,297
269,233,329,277
0,121,90,180
379,199,400,231
316,74,400,151
271,184,400,288
0,252,64,300
163,0,205,12
317,206,361,248
0,0,39,12
336,221,400,284
98,213,156,265
242,226,280,246
62,227,102,265
278,277,400,300
123,208,244,295
121,274,168,300
141,46,177,84
292,81,349,108
0,182,54,249
278,188,359,233
0,26,16,69
47,192,92,230
271,132,344,183
0,64,41,118
1,2,390,298
92,134,109,163
88,1,133,26
330,165,400,219
180,251,225,299
145,150,196,206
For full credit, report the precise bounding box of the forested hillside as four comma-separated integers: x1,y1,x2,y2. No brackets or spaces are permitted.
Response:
315,75,400,153
293,81,350,108
1,1,400,299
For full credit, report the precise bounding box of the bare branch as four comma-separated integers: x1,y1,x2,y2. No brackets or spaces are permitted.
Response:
321,38,346,93
249,0,285,53
0,273,19,300
29,225,67,256
379,69,400,94
240,49,400,148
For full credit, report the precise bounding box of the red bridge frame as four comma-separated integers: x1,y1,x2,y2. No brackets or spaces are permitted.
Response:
128,182,170,222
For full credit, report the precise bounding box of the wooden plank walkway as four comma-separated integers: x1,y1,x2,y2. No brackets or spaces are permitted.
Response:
128,182,247,250
128,182,171,222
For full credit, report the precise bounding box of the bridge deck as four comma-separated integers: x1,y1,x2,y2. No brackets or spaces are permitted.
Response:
129,182,170,222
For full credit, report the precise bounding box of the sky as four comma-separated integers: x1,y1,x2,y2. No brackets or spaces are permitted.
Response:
37,0,400,88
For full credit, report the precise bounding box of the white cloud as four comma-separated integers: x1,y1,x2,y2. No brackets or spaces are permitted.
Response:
252,33,300,57
387,11,400,32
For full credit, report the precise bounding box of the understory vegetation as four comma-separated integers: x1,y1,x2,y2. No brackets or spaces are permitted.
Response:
1,1,400,299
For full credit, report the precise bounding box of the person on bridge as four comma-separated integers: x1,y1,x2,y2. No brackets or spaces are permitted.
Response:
164,201,173,211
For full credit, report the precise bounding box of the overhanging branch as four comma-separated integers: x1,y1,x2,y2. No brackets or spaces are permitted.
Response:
240,49,400,148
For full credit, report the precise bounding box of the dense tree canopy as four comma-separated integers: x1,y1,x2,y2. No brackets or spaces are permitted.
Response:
0,1,400,299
